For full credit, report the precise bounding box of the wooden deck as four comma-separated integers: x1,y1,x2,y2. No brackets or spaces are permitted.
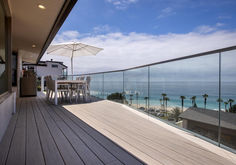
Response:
0,96,144,165
63,100,236,165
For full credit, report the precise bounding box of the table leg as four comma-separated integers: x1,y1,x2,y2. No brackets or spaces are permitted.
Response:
55,81,58,105
84,83,87,102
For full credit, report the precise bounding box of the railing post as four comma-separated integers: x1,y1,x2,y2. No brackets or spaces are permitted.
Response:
148,66,150,109
218,52,222,147
123,71,125,104
41,76,44,92
102,73,105,99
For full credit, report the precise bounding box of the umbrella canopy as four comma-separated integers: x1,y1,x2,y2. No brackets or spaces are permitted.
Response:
47,42,103,75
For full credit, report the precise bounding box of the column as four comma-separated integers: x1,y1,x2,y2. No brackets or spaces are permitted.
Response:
41,76,44,92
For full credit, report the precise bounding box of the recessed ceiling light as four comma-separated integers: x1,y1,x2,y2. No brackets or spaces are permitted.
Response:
32,44,36,48
38,4,46,10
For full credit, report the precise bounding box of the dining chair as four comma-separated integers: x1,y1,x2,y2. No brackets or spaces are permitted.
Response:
79,76,85,81
80,76,91,102
46,75,70,103
45,76,50,99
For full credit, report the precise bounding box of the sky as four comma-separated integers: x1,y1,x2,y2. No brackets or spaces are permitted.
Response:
42,0,236,74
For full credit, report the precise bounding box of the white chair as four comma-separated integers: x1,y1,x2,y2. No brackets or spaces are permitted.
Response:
45,75,69,102
75,76,91,102
76,76,85,81
82,76,91,101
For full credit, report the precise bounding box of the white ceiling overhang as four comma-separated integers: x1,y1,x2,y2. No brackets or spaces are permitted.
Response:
8,0,77,63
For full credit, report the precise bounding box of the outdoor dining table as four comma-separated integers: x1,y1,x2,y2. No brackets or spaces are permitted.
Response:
54,80,87,105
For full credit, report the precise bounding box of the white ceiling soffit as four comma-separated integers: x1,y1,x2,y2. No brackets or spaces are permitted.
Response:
8,0,69,63
18,50,38,64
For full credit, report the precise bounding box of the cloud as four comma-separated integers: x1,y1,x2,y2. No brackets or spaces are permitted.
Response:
216,23,224,27
157,7,176,19
105,0,138,10
218,15,232,20
43,28,236,75
194,25,216,34
54,30,82,43
194,23,225,34
58,30,80,39
93,25,119,34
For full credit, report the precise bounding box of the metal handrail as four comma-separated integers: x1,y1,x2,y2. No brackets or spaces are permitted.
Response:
60,45,236,152
65,45,236,76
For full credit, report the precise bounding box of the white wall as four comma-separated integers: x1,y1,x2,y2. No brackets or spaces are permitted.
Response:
0,92,16,141
17,52,23,97
36,62,65,80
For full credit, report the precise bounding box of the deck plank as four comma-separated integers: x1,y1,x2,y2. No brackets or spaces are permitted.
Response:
6,98,26,165
37,97,105,165
37,96,125,165
1,95,145,165
0,99,21,165
31,99,65,165
75,102,221,165
25,98,45,165
53,101,145,165
35,98,84,165
75,108,189,165
63,100,236,165
96,101,234,164
3,94,233,165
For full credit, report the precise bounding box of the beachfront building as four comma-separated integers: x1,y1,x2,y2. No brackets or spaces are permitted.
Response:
23,60,68,79
0,0,236,164
0,0,76,156
23,60,68,91
179,107,236,149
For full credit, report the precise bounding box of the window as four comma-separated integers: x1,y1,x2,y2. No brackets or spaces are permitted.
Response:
0,3,7,94
52,64,58,68
12,53,17,86
28,66,35,70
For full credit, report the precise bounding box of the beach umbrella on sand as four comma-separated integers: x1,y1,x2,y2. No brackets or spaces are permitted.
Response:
47,42,103,75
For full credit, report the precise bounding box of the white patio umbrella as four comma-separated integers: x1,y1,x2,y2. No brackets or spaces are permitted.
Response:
47,42,103,75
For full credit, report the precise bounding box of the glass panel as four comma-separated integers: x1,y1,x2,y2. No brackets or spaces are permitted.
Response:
12,53,17,86
221,50,236,150
150,54,220,143
0,3,7,94
124,67,148,111
90,74,104,99
104,72,123,103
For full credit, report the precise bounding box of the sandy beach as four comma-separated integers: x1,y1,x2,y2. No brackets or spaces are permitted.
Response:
128,103,188,112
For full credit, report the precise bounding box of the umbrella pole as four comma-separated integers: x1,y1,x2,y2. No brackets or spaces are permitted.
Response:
71,50,74,80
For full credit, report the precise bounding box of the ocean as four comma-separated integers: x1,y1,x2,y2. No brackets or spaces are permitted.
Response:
90,81,236,110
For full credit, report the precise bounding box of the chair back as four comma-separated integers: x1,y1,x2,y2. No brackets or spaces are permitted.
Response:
49,79,55,91
45,76,49,90
86,76,91,90
45,75,54,91
79,76,85,81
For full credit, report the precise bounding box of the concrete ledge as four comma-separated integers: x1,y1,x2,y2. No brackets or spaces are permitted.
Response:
0,92,16,141
120,103,236,164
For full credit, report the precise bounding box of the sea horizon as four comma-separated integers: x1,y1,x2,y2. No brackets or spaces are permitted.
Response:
90,81,236,110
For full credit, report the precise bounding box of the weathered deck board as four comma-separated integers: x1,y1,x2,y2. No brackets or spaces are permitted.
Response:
31,99,64,165
54,101,144,165
0,100,21,165
38,95,142,165
26,98,45,165
2,94,234,165
37,98,105,165
0,95,144,165
75,102,224,165
63,100,236,165
35,99,85,165
6,98,26,165
97,102,233,164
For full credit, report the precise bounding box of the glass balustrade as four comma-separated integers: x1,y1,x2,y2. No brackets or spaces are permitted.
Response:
62,47,236,152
